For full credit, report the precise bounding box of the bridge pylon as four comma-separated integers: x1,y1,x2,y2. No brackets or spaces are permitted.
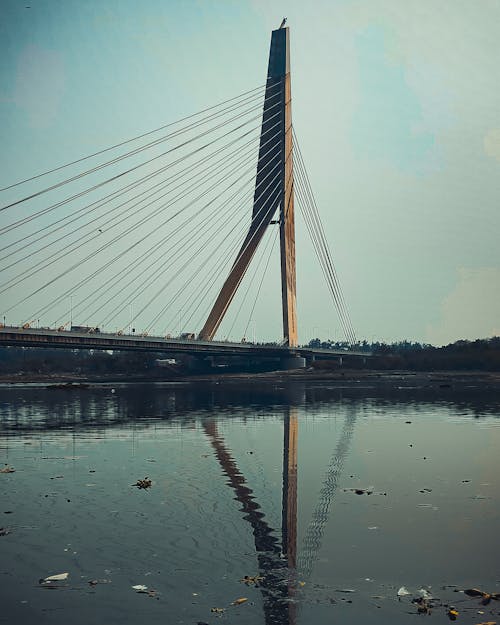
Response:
198,24,298,346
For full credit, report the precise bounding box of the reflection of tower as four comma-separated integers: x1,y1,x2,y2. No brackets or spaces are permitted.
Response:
203,412,298,625
282,406,298,625
282,406,298,567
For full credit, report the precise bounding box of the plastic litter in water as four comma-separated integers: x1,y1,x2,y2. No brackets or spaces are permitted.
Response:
44,572,69,582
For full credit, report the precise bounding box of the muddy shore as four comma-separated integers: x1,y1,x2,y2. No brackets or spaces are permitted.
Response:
1,369,500,391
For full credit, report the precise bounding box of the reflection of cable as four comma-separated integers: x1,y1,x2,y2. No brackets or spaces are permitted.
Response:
297,413,356,579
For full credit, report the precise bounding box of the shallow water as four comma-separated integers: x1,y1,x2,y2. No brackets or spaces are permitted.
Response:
1,382,499,624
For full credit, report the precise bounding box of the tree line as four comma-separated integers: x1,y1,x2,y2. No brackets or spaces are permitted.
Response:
0,336,499,374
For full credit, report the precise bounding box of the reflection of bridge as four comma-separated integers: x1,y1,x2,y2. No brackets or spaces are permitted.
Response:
0,378,356,625
0,22,359,368
205,407,356,625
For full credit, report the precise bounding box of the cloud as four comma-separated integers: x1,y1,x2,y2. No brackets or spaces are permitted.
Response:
425,267,500,345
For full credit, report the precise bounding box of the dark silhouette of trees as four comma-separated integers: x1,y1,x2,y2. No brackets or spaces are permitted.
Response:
306,336,500,371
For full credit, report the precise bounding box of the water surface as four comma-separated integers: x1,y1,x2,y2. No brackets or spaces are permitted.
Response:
1,382,499,624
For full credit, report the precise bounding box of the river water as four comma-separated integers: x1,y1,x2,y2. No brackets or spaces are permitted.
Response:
1,381,499,624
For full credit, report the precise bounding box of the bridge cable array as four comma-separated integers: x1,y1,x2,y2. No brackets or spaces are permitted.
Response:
293,127,357,345
1,82,355,344
0,84,287,338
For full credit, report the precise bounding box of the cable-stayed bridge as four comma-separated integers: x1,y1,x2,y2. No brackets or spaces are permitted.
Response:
0,24,364,368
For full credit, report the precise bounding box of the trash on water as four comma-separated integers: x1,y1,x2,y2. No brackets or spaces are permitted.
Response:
447,607,459,620
133,478,152,490
464,588,500,603
240,575,264,586
337,588,356,593
132,584,148,591
0,466,15,473
397,586,411,597
211,607,225,613
344,487,387,496
413,597,432,614
42,572,69,582
0,527,11,536
232,597,248,605
344,487,373,495
418,588,433,599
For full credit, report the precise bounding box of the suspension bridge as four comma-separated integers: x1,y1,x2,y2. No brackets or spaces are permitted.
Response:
0,24,364,368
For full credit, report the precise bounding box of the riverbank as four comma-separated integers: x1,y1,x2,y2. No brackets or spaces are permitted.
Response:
1,369,500,391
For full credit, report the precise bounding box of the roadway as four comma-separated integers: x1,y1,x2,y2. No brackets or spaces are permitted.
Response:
0,326,369,361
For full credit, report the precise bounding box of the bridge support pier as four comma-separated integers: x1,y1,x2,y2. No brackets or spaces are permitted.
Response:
280,356,306,370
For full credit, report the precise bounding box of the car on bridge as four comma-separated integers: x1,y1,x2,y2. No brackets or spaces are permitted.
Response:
70,325,100,333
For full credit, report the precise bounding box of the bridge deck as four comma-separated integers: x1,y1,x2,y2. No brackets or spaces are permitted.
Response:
0,327,369,359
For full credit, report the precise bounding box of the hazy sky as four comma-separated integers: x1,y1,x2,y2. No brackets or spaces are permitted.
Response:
1,0,499,345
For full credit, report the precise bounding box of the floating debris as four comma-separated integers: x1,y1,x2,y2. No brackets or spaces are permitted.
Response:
397,586,411,597
0,466,15,474
0,527,11,537
464,588,500,603
132,584,148,591
418,588,433,600
344,487,387,496
232,597,248,605
42,572,69,582
240,575,264,586
413,596,432,614
39,572,69,586
211,607,225,614
133,478,152,490
447,607,459,620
